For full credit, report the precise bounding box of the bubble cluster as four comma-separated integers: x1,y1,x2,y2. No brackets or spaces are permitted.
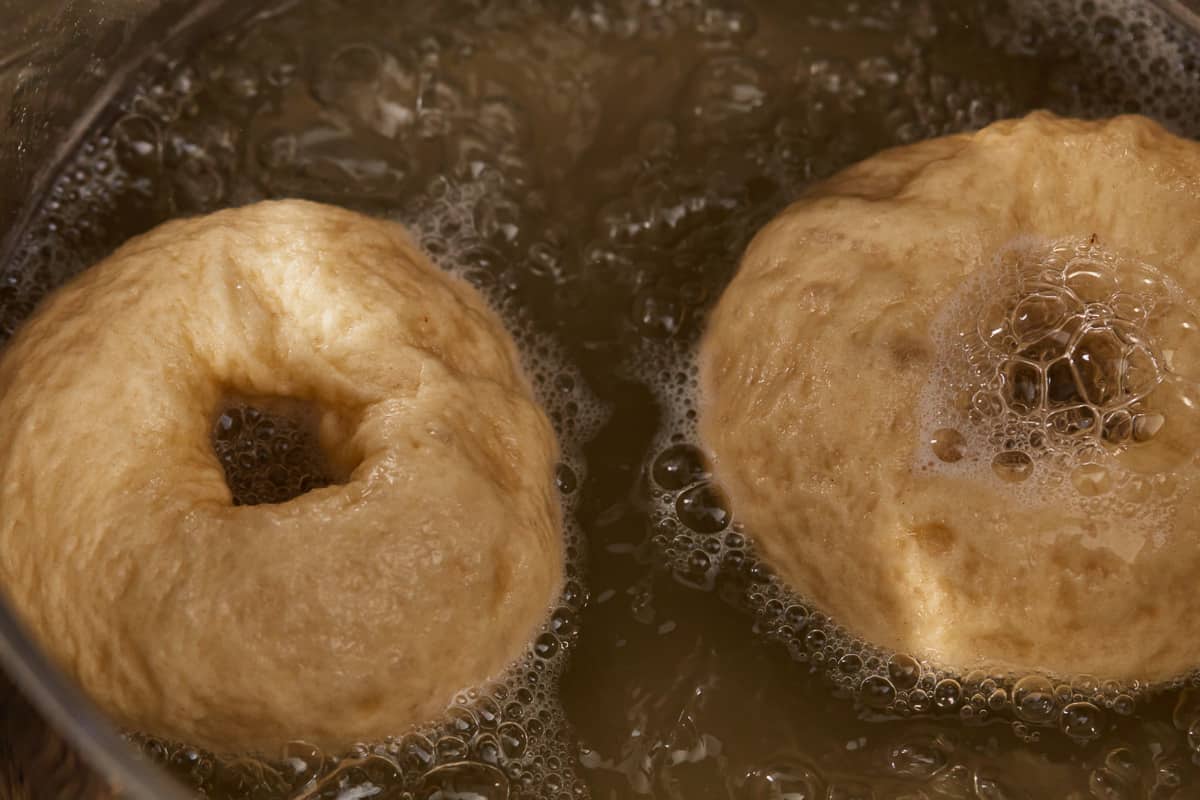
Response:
917,237,1200,522
961,240,1170,455
1021,0,1200,130
136,597,594,800
211,400,337,507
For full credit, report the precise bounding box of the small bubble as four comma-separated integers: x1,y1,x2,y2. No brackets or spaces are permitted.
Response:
991,450,1033,482
474,697,501,729
417,762,508,800
929,428,966,462
675,483,731,533
888,654,921,691
555,463,578,494
933,678,963,711
686,549,712,574
838,653,863,674
1112,694,1136,716
472,733,501,765
533,633,560,660
1104,747,1139,783
1065,262,1116,303
1070,462,1112,496
859,675,897,709
1013,675,1057,724
113,114,161,168
1157,304,1200,380
400,734,436,773
1061,701,1106,741
447,706,478,737
1047,358,1085,406
1075,330,1124,405
633,290,684,338
979,303,1010,346
1002,360,1042,412
1132,411,1165,442
498,722,527,759
975,775,1020,800
1188,718,1200,751
549,608,579,640
742,763,822,800
887,739,946,779
1102,409,1133,443
784,604,809,629
436,735,469,761
652,443,709,490
214,409,243,441
1123,345,1160,395
1049,405,1098,438
972,389,1005,419
1012,291,1069,343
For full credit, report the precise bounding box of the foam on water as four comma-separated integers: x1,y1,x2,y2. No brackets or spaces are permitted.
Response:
913,236,1200,554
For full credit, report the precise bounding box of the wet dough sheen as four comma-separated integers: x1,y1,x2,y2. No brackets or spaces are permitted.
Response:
0,200,562,752
699,112,1200,682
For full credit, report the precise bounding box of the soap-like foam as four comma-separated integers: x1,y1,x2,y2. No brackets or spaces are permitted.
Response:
914,235,1200,551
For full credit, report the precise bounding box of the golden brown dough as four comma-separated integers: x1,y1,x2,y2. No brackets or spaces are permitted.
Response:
0,200,562,752
699,112,1200,682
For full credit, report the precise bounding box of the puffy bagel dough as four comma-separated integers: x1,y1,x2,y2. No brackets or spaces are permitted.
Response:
0,200,563,752
698,113,1200,682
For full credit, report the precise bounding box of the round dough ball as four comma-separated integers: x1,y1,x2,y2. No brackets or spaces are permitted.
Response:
699,112,1200,682
0,200,563,753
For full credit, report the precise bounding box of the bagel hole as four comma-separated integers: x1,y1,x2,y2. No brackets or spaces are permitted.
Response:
211,395,351,506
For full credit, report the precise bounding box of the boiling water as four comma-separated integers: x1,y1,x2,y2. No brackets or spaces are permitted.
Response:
5,0,1200,797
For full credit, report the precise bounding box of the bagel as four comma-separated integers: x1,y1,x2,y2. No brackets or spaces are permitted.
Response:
0,200,562,752
699,112,1200,682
